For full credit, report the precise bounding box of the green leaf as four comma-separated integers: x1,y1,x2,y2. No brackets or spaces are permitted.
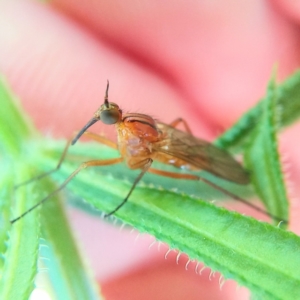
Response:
215,69,300,151
0,78,102,300
0,76,36,156
38,152,300,300
40,182,102,300
0,164,40,300
0,77,40,299
244,77,289,226
0,166,12,268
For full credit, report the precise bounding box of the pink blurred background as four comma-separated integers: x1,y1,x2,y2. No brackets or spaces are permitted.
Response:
1,0,300,299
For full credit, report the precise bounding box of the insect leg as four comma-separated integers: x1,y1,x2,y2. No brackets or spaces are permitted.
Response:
104,158,153,217
15,131,118,188
148,168,287,224
169,118,192,134
81,132,118,150
11,157,123,224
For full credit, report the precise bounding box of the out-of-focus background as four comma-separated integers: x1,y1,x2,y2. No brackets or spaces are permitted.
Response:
1,0,300,299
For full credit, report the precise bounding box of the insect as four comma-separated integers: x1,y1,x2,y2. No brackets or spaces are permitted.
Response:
11,81,282,223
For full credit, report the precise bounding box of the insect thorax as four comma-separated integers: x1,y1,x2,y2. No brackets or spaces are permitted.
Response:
116,117,161,169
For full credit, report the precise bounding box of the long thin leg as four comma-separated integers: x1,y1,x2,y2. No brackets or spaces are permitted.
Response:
11,157,124,224
169,118,192,134
82,132,118,150
148,168,287,224
15,131,118,189
104,158,153,217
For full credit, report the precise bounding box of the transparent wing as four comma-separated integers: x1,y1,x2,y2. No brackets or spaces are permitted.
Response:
154,123,249,184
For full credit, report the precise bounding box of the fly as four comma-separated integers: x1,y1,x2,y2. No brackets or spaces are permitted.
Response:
11,81,283,223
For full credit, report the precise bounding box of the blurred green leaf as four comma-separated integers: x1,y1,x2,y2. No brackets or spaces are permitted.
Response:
0,78,102,300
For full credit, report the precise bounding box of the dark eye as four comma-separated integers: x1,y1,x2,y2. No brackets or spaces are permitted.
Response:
100,109,120,124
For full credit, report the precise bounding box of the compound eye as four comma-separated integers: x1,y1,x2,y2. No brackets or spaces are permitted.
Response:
100,109,120,124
